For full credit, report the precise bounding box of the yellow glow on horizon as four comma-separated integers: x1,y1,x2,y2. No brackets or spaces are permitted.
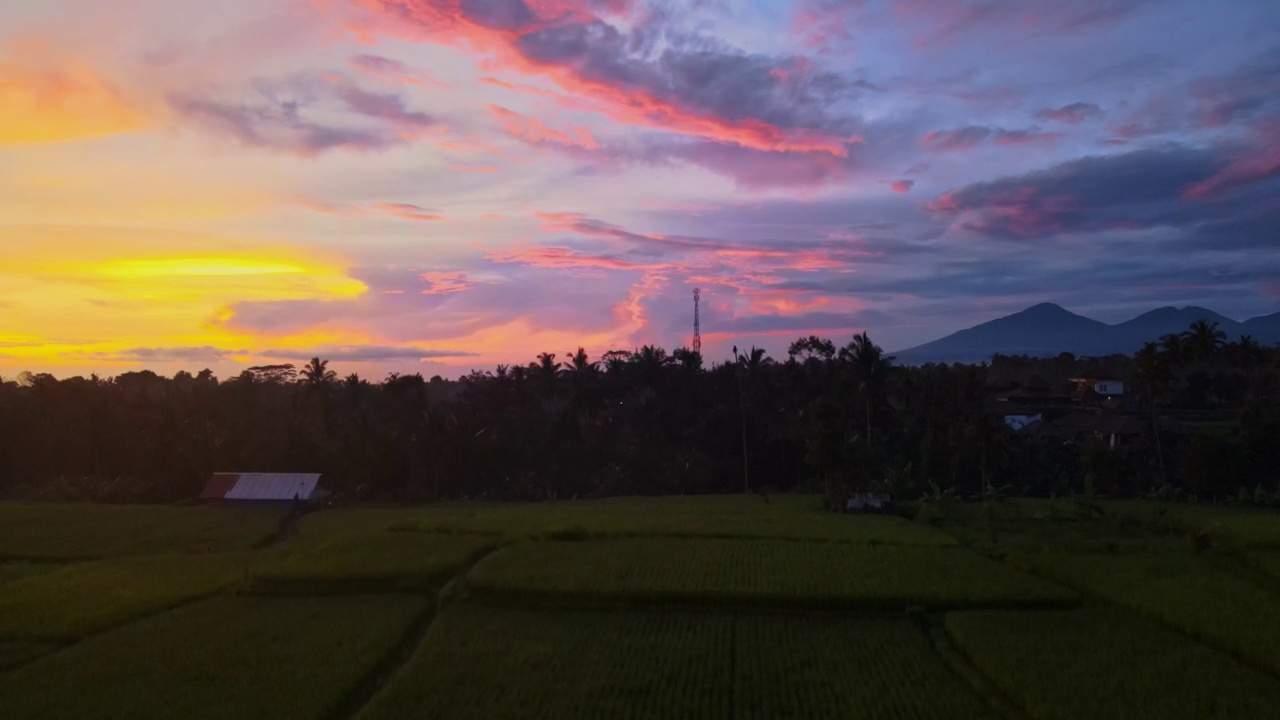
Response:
100,258,310,279
0,225,369,372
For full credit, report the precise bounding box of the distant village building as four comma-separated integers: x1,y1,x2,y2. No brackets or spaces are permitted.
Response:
199,473,327,503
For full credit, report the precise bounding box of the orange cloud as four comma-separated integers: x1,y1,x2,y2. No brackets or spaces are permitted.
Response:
0,50,144,145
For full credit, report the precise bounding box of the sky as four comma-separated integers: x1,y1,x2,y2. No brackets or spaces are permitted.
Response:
2,0,1279,379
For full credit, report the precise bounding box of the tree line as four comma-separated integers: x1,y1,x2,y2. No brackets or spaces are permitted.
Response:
1,321,1277,505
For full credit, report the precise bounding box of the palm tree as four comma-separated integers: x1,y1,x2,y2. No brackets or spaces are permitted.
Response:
1159,333,1187,365
839,332,892,449
1182,319,1227,362
301,357,336,388
565,347,596,376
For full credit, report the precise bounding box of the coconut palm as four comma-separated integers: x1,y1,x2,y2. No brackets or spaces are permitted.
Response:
839,332,893,447
300,357,336,388
1159,333,1187,365
1182,319,1227,361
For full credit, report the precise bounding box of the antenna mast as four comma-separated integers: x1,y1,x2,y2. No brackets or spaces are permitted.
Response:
692,288,702,354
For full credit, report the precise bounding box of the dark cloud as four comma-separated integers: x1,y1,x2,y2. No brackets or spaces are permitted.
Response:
927,146,1228,238
1036,102,1104,124
513,19,860,135
1189,49,1280,128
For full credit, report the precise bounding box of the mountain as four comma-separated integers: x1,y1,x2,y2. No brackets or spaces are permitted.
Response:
893,303,1280,364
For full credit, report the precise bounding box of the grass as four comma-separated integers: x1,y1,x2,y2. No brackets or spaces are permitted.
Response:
0,553,247,640
0,595,428,720
1023,551,1280,676
357,605,996,720
467,538,1076,610
297,495,957,545
245,531,500,595
947,608,1280,720
0,503,282,560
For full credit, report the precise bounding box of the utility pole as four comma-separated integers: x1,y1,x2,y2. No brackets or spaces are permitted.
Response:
733,345,749,494
692,288,702,356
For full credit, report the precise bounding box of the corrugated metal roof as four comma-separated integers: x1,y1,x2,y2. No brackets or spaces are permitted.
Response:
201,473,322,501
199,473,241,500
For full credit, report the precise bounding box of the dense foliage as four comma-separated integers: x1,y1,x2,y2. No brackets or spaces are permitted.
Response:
1,323,1277,503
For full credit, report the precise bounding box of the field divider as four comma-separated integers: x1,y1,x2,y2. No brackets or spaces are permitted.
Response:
0,586,228,673
462,585,1081,615
1018,558,1280,681
910,611,1033,720
330,543,510,720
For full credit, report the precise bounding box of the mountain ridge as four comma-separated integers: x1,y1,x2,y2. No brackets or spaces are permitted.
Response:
893,303,1280,364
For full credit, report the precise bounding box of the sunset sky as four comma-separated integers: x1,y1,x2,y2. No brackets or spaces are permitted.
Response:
3,0,1279,379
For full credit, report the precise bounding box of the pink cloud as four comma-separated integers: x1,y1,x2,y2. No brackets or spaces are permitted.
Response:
921,126,991,151
992,128,1063,146
302,199,445,222
349,53,450,88
1182,148,1280,199
486,104,600,149
331,0,854,157
890,180,915,193
1035,102,1103,124
419,271,475,295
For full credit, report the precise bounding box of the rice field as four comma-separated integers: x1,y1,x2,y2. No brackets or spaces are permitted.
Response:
1107,501,1280,548
0,640,59,671
0,553,247,640
0,497,1276,719
295,495,958,546
356,605,998,720
0,561,61,585
466,537,1076,610
946,608,1280,720
1024,551,1280,676
245,531,500,595
0,595,428,720
0,503,282,559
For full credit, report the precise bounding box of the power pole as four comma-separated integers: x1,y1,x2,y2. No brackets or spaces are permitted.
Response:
692,288,702,355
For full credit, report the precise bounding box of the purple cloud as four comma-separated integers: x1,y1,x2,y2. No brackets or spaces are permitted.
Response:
169,74,438,155
1036,102,1104,124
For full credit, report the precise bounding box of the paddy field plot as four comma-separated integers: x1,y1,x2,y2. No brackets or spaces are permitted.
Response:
0,640,59,671
0,553,246,640
296,494,957,545
0,503,281,559
1024,551,1280,675
0,595,428,720
947,608,1280,720
245,531,500,595
357,605,997,720
467,538,1075,610
0,562,60,585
